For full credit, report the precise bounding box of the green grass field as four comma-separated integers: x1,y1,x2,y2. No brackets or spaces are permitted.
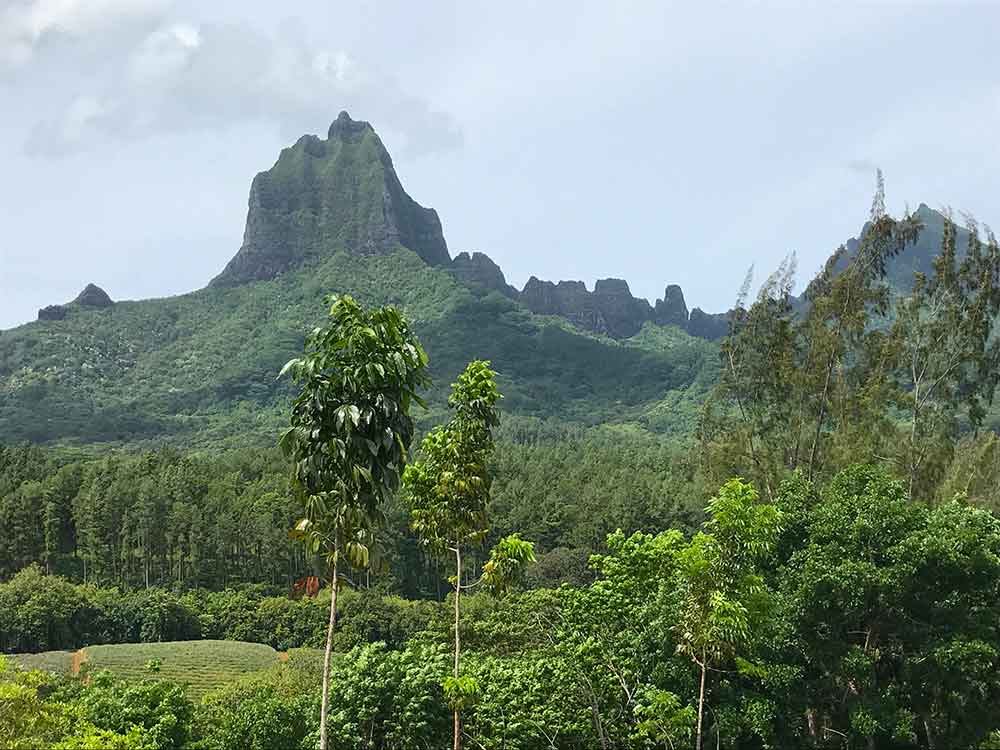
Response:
7,640,319,698
81,640,281,698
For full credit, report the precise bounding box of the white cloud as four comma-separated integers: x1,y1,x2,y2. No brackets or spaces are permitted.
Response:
846,160,880,177
128,22,199,82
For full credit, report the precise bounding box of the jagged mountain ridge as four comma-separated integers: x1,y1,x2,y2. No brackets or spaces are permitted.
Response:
204,111,729,341
452,198,984,338
442,252,731,340
21,114,975,339
206,113,959,344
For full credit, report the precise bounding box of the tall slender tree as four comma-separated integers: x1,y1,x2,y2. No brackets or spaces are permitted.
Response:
673,479,782,750
280,295,428,750
404,360,534,750
796,174,919,483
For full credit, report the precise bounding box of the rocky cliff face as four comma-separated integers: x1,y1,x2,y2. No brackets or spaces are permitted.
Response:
687,308,730,340
521,277,652,338
38,305,67,321
449,252,518,298
654,285,688,328
211,111,449,287
591,279,655,338
519,275,728,340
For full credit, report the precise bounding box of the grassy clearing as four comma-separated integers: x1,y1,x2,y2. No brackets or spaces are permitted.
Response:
81,640,281,698
6,641,305,697
8,650,74,674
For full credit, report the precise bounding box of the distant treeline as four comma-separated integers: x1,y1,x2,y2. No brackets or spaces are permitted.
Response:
0,444,308,589
0,421,708,597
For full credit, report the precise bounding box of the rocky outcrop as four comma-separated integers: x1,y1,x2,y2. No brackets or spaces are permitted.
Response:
522,278,602,334
450,252,517,297
37,284,114,321
654,284,688,328
519,274,729,341
205,112,731,340
38,305,67,321
211,111,450,287
520,277,652,338
592,279,654,338
687,308,730,340
73,283,113,308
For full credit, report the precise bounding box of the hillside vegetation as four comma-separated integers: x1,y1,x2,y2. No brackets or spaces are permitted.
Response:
0,248,715,448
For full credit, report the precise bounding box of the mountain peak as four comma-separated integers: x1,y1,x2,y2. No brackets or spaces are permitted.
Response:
74,283,113,308
449,251,518,298
327,110,372,140
210,114,449,287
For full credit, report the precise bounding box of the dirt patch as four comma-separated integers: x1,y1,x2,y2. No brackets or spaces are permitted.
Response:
71,648,88,676
277,652,289,662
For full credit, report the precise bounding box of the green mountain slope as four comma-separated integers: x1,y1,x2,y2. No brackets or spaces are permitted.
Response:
0,247,716,447
0,112,723,449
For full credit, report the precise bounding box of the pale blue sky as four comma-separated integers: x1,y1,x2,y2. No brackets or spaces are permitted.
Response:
1,0,998,328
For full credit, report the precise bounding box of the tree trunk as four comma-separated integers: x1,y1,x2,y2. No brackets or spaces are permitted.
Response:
923,717,935,750
696,656,707,750
807,357,835,482
908,378,920,500
319,549,339,750
453,543,462,750
590,697,610,750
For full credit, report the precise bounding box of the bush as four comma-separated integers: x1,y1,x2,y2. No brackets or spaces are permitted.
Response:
74,671,195,750
199,680,310,750
0,566,97,652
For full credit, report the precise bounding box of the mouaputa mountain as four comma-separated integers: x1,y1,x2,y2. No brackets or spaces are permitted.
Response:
205,110,728,341
211,112,451,286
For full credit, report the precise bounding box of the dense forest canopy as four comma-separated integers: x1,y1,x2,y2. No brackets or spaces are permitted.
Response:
3,463,999,749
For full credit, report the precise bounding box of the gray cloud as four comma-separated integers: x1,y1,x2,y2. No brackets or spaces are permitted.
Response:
0,0,167,68
13,6,461,157
845,159,880,177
